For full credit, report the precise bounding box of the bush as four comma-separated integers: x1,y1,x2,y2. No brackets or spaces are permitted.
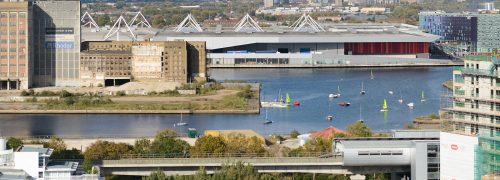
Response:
115,91,126,96
97,83,103,87
38,90,56,96
20,90,29,96
59,90,73,98
25,97,37,102
290,130,300,138
6,137,23,150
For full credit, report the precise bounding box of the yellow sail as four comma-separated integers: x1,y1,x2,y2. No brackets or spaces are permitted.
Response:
383,99,387,109
286,93,291,104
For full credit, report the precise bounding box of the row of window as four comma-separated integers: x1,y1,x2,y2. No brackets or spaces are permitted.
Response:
357,151,404,156
0,13,26,18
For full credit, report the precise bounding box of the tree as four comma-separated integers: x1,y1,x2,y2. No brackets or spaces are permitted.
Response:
150,138,190,156
6,137,22,150
152,15,166,28
290,130,300,138
303,137,332,153
83,158,92,174
134,138,151,154
154,128,177,140
143,170,166,180
50,148,83,160
191,135,226,156
347,121,373,137
211,161,260,180
46,136,67,152
97,14,111,27
84,140,133,160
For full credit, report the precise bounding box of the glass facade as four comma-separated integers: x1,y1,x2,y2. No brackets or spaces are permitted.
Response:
31,1,80,87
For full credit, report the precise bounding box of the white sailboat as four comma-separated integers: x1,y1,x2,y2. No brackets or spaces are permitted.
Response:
329,85,340,98
263,109,272,124
175,113,188,126
407,102,415,109
388,91,394,95
261,89,288,108
398,90,403,103
370,70,375,80
360,82,366,95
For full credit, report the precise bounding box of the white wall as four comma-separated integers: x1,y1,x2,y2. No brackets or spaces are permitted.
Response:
440,132,478,180
14,152,43,179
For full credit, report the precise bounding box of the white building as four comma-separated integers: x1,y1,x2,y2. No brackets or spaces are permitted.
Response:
0,139,95,180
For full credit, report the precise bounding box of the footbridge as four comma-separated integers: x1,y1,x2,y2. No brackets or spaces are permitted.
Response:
97,153,410,176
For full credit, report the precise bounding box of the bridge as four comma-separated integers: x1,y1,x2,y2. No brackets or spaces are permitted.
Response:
96,153,410,177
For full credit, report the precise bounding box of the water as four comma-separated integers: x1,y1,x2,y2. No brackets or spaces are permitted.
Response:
0,67,451,137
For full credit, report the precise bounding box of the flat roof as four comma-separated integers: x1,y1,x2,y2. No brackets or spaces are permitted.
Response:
46,161,78,171
19,145,52,156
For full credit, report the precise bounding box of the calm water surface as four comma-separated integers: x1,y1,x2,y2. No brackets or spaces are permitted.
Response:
0,67,451,137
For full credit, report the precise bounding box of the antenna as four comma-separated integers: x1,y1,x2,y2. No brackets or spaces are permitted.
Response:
128,11,151,28
290,13,325,32
234,13,264,32
104,16,136,41
175,14,203,32
81,12,100,31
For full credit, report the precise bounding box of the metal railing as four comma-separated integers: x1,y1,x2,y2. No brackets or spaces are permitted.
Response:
118,152,334,159
461,68,497,77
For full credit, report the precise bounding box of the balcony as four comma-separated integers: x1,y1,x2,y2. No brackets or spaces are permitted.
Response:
454,90,465,95
461,68,497,77
454,102,465,107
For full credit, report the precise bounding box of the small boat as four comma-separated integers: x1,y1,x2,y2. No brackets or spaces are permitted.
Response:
360,82,366,95
388,91,394,95
370,70,375,80
339,101,350,107
329,93,339,98
380,99,388,112
263,109,273,124
337,85,341,97
420,90,426,102
326,115,333,121
175,113,188,126
407,102,414,109
293,101,300,106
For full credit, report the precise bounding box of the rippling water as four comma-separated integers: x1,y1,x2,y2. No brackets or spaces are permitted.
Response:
0,67,451,137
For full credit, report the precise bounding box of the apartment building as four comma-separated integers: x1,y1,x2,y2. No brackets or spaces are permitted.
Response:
0,1,30,90
80,40,207,86
444,55,500,137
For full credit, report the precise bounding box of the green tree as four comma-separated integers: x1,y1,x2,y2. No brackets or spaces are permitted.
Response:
134,138,152,154
347,121,373,137
150,138,190,156
46,136,67,152
303,137,332,153
83,158,92,174
225,133,265,154
152,15,166,28
290,129,300,138
97,14,111,27
155,128,178,139
50,148,84,159
84,140,133,160
191,135,226,156
6,137,23,150
143,170,166,180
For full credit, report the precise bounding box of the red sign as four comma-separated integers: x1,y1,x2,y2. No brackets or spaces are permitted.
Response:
451,144,459,150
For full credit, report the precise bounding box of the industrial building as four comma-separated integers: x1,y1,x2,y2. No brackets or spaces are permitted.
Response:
419,12,500,55
31,0,81,87
80,40,206,86
0,1,30,90
82,14,444,68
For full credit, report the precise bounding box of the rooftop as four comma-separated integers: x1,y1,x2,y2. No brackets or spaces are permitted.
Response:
19,145,53,156
46,161,79,172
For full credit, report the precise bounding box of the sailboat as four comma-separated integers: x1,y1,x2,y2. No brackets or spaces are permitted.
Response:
285,93,291,105
329,85,340,98
420,90,426,102
380,99,388,112
370,70,375,79
263,109,273,124
326,99,334,121
261,89,288,108
360,82,366,95
407,102,414,109
398,90,403,103
358,105,364,123
175,113,188,126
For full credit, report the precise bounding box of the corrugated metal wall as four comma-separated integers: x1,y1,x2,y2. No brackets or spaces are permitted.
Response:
344,42,430,55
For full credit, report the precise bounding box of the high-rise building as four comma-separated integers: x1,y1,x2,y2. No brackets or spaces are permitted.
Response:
31,0,80,87
419,12,500,54
442,55,500,137
0,1,30,90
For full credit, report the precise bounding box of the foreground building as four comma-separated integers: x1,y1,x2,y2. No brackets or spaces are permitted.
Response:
419,12,500,54
0,1,30,90
80,40,206,87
